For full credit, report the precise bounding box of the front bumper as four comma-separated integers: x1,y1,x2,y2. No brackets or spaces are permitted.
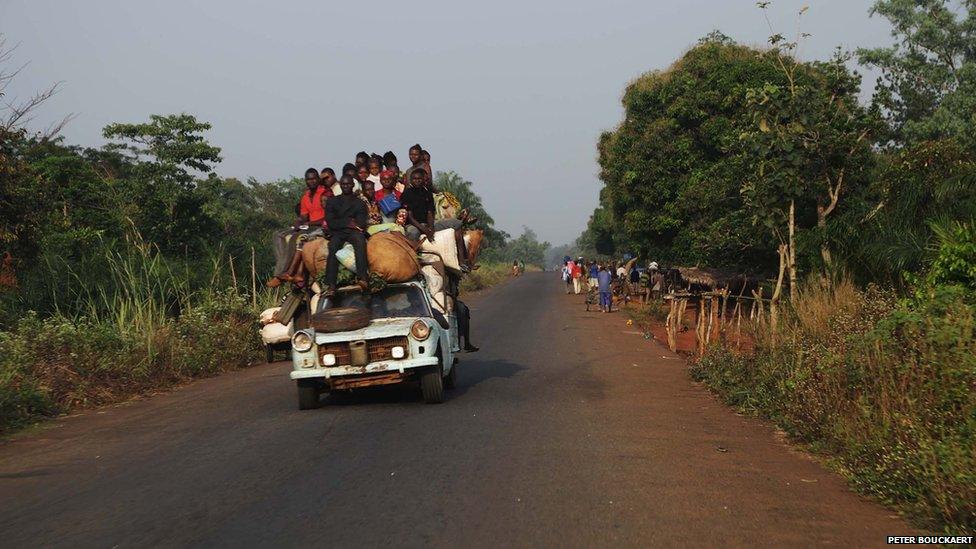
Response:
289,356,439,380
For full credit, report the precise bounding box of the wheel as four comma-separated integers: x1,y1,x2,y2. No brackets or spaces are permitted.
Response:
444,360,457,389
297,380,320,410
266,345,275,363
310,306,371,333
420,355,445,404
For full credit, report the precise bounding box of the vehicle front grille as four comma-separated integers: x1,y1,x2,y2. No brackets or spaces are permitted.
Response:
319,336,409,367
368,336,409,362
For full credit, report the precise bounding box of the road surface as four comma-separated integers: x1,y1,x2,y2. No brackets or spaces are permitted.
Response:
0,272,915,547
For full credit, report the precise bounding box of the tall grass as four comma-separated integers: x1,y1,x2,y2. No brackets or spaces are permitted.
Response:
692,280,975,531
0,241,266,434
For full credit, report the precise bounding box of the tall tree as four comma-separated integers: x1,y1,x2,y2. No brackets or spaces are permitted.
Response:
858,0,976,150
592,37,788,273
101,114,223,252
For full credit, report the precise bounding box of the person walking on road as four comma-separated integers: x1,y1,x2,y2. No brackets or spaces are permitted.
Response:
561,261,572,294
569,258,581,295
597,263,613,313
588,260,598,289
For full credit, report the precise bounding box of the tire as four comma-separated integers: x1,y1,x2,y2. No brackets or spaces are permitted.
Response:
444,360,457,389
310,307,371,333
420,355,445,404
297,380,320,410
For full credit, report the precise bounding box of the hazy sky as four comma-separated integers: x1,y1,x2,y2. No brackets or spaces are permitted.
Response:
1,1,892,244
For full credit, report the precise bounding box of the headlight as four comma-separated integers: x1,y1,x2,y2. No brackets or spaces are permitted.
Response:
411,320,431,341
292,331,313,352
391,346,406,359
322,353,336,366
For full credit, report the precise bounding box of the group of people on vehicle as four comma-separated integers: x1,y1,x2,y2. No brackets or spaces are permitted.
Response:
561,256,662,313
268,144,480,352
269,144,478,296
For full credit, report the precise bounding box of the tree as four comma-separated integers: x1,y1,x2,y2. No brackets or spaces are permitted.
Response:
741,35,879,293
101,114,224,252
499,227,551,267
592,38,788,273
858,0,976,150
103,113,222,186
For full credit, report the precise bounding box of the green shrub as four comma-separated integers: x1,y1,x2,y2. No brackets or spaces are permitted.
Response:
0,290,260,434
692,282,975,531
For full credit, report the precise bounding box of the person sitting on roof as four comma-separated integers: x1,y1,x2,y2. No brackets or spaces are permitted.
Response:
267,168,329,287
322,175,370,296
400,169,471,272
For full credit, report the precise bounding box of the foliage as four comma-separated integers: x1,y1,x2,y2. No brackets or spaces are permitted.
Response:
858,0,976,150
588,40,789,272
741,45,879,275
493,227,550,267
692,280,976,531
432,170,549,266
102,113,223,184
925,221,976,289
460,262,515,292
832,139,976,283
0,289,260,434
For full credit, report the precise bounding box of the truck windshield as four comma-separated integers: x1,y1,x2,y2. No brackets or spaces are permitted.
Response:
331,286,430,319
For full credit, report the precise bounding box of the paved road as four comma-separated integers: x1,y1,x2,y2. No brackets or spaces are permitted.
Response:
0,273,915,547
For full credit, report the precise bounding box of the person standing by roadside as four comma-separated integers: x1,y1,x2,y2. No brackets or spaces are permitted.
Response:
565,258,577,294
562,260,572,294
588,260,599,289
598,263,613,313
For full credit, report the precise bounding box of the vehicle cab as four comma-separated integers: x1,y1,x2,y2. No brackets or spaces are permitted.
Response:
289,280,459,409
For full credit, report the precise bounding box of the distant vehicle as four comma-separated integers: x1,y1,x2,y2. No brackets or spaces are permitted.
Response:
289,281,459,409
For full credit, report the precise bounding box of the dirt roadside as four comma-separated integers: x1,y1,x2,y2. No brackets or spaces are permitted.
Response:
556,289,921,546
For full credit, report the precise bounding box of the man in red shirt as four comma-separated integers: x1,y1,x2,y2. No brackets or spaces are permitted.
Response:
268,168,329,287
297,167,328,226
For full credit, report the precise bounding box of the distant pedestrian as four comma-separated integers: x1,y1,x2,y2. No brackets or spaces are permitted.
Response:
573,262,582,294
588,261,598,289
561,261,572,294
597,264,613,313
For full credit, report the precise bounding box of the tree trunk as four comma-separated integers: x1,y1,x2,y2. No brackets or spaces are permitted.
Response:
817,203,833,287
770,243,788,339
788,200,797,302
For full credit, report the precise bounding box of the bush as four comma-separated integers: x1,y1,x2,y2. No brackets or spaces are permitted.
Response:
0,291,260,434
460,263,516,292
692,281,976,531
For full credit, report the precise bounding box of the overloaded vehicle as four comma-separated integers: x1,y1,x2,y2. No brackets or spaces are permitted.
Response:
261,225,481,410
289,280,459,409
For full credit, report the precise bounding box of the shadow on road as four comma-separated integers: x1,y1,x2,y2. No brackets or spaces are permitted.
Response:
321,359,527,407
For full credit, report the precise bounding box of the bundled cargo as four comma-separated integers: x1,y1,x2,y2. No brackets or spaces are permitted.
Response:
301,238,356,280
418,228,463,272
367,231,421,282
420,261,450,313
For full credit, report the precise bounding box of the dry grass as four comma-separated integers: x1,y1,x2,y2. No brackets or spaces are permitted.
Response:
692,280,976,531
